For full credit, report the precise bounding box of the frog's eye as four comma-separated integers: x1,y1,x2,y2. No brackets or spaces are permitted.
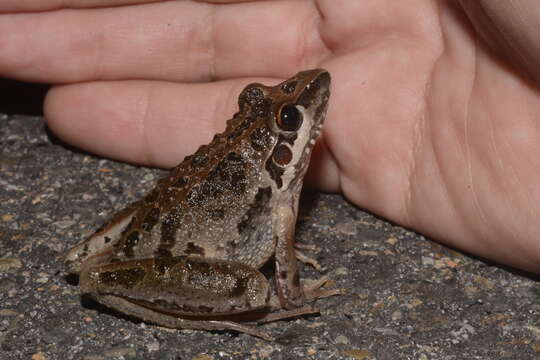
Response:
277,104,302,131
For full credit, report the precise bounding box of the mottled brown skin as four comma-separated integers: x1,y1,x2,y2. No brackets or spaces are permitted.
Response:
65,69,338,340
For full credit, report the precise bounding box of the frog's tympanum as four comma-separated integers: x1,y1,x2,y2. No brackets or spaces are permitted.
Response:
65,69,339,340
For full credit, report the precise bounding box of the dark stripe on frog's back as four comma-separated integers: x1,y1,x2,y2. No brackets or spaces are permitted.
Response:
148,92,271,215
113,198,160,259
157,204,182,256
186,152,249,205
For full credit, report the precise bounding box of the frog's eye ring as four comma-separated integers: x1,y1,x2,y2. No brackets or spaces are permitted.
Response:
272,144,293,166
277,104,302,131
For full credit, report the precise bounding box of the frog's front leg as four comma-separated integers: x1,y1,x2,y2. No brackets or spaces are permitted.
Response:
273,203,343,310
274,204,305,308
79,256,274,340
273,203,329,309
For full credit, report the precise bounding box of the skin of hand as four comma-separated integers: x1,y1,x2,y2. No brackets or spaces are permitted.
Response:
1,0,539,274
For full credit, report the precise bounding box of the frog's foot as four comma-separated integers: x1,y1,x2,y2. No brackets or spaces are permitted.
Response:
267,276,344,312
295,249,322,271
96,294,274,341
259,277,343,324
295,242,320,252
255,304,319,324
303,275,346,301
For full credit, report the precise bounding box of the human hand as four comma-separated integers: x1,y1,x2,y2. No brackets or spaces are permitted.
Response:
2,0,539,273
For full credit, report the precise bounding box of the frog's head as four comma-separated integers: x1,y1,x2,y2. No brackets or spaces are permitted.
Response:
238,69,331,192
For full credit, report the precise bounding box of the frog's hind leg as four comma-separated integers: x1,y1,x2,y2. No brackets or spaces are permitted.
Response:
95,295,275,341
254,304,319,324
260,276,343,325
255,278,345,324
267,276,344,311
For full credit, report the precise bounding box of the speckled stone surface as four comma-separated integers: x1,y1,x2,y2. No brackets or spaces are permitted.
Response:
1,115,539,360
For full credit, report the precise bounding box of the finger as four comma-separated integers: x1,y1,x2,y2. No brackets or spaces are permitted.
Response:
0,0,160,12
0,1,327,83
0,0,260,13
44,79,246,167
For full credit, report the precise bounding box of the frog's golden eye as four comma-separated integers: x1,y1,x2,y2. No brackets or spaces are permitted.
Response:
277,104,302,131
272,144,293,166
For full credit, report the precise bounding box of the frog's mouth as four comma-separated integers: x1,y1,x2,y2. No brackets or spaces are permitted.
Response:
299,69,331,151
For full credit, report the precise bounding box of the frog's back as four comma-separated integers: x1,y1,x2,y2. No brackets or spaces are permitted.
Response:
113,115,278,267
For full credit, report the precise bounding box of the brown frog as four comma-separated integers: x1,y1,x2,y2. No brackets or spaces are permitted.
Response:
64,69,339,340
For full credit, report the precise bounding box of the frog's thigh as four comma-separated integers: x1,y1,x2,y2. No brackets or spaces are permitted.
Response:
96,294,274,341
80,256,271,314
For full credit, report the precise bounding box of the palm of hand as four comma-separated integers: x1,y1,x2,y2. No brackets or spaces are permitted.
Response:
316,2,540,272
317,2,540,272
2,0,538,272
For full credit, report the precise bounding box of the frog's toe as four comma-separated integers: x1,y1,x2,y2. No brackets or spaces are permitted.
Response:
303,276,345,301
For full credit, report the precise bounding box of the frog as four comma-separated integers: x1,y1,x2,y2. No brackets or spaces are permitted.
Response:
64,69,339,340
